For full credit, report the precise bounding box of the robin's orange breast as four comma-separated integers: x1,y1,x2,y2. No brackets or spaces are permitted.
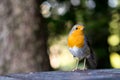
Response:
68,30,84,48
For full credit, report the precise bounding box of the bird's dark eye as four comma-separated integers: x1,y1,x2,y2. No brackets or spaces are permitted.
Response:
76,27,78,30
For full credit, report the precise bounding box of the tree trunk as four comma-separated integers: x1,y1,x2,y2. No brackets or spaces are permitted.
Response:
0,0,51,74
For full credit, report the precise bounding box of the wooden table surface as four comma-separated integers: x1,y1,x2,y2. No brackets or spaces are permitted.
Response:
1,69,120,80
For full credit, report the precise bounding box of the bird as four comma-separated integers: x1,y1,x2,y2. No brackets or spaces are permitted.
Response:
67,24,97,70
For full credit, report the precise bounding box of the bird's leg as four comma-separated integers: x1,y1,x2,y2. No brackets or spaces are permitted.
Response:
76,58,79,69
82,58,87,70
72,58,79,71
73,58,87,71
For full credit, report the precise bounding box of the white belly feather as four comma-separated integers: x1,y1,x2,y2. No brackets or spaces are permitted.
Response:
69,42,90,59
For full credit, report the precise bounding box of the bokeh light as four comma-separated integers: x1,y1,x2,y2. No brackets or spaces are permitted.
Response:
110,52,120,68
108,34,119,46
108,0,118,8
70,0,80,6
40,1,52,18
86,0,96,9
48,35,76,71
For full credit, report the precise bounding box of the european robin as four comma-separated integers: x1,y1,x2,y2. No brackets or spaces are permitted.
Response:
67,24,97,70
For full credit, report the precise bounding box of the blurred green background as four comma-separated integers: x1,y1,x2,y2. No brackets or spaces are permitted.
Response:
41,0,120,70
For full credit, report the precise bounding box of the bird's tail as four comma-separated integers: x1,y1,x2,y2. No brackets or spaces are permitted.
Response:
85,36,97,69
86,51,97,69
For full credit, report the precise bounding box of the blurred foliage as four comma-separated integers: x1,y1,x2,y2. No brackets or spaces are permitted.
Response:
40,0,120,70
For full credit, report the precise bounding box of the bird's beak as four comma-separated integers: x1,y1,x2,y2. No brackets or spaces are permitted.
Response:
80,26,84,31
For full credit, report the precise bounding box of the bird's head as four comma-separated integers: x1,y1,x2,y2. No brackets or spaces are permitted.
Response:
69,24,85,35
